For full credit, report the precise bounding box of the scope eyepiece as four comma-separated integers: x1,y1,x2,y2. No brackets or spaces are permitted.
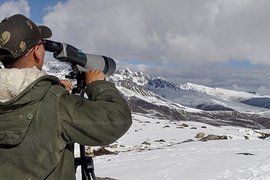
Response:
43,40,63,53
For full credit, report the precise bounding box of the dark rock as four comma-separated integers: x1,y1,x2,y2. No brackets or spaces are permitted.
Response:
93,147,116,156
237,153,255,156
176,126,184,129
142,141,151,145
154,139,166,143
182,123,189,127
255,131,270,139
195,132,206,139
200,134,228,142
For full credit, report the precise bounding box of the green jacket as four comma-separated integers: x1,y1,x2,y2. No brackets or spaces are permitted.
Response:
0,69,132,179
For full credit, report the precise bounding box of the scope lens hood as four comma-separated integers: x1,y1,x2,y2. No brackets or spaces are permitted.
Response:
102,56,116,76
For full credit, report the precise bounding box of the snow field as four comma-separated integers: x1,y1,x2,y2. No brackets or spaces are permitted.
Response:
75,114,270,180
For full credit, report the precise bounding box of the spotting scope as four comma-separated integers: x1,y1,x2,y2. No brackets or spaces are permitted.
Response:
43,40,116,76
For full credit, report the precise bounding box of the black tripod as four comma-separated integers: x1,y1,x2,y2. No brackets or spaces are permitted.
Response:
68,68,96,180
74,145,96,180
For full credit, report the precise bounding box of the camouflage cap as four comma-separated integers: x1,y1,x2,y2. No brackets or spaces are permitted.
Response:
0,14,52,61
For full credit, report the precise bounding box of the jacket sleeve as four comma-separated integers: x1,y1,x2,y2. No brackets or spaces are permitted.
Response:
58,80,132,146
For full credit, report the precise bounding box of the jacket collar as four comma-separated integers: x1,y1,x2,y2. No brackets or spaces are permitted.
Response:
0,67,59,106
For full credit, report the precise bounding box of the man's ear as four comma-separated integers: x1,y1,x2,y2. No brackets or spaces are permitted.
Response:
33,46,41,64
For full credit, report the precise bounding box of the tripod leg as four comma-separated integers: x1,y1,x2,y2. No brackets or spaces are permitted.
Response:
80,145,96,180
86,157,96,180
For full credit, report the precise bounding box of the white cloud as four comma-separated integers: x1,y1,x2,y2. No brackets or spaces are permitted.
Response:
256,86,270,96
0,0,30,20
43,0,270,65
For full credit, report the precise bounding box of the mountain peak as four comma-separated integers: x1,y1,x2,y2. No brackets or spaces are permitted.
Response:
117,68,147,78
180,82,211,92
110,68,150,87
124,68,133,74
147,77,177,90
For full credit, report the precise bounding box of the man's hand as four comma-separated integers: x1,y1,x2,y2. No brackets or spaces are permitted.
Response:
85,70,105,85
60,80,73,91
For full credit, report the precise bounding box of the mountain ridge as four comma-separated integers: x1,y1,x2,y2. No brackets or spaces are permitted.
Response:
108,68,270,128
43,62,270,129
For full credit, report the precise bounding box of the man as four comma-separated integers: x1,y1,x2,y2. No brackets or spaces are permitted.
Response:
0,14,132,179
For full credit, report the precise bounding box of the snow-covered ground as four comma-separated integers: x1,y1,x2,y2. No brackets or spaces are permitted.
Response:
76,113,270,180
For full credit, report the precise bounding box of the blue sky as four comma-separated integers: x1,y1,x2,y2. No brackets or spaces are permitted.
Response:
0,0,65,23
30,0,68,24
27,0,65,23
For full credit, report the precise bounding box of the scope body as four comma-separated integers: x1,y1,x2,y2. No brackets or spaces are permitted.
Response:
44,40,116,76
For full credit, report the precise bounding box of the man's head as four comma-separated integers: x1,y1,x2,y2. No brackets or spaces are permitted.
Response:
0,14,52,69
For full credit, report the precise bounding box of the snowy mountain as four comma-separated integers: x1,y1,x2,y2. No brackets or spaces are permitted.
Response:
179,82,257,101
110,68,268,112
107,68,270,129
44,61,270,128
180,82,270,110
